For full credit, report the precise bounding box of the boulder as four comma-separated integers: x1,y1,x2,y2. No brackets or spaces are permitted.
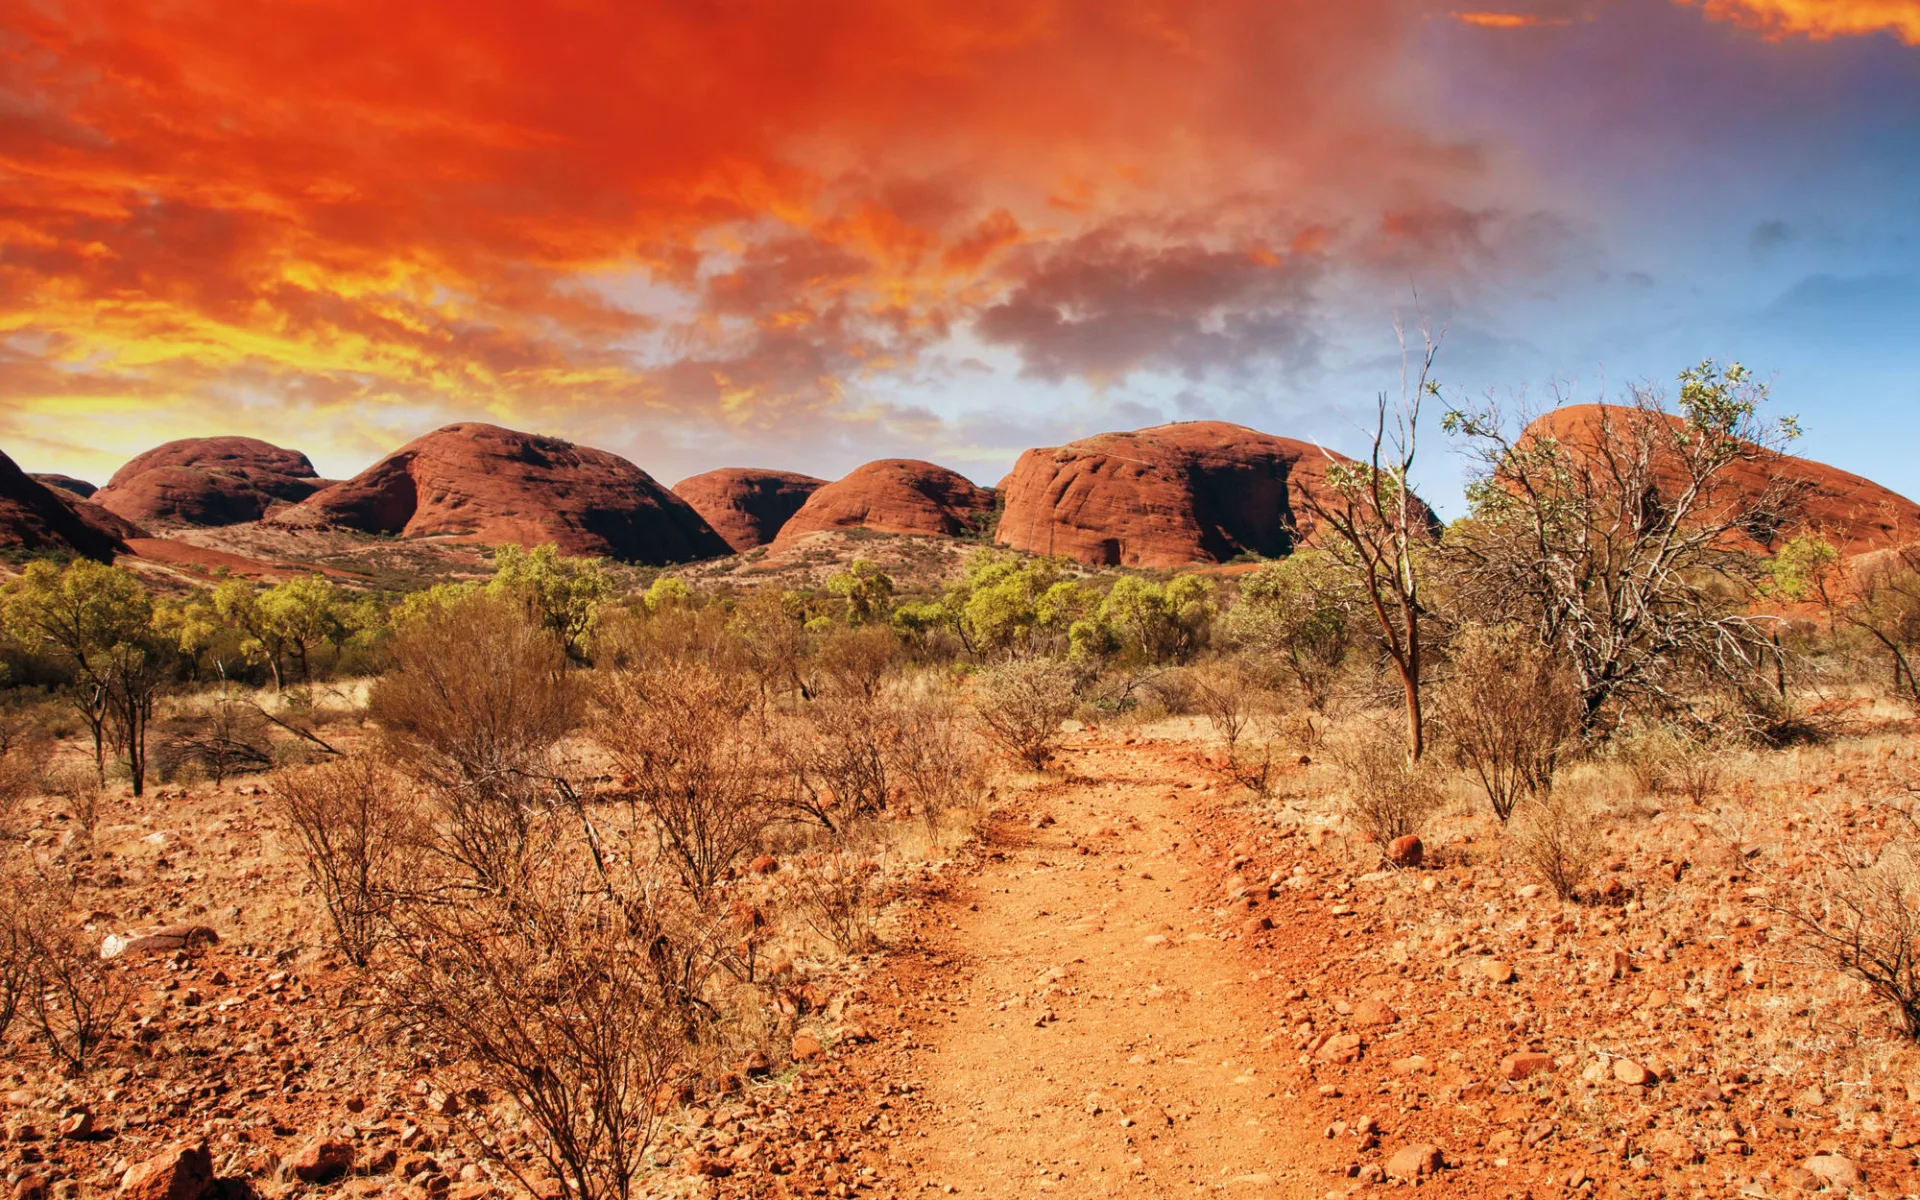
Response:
274,423,730,565
671,468,826,552
282,1137,354,1183
1387,834,1423,867
1384,1143,1443,1180
94,436,325,527
1612,1058,1654,1087
120,1139,214,1200
1501,1051,1554,1081
772,459,995,548
0,449,129,561
994,420,1440,568
101,924,219,959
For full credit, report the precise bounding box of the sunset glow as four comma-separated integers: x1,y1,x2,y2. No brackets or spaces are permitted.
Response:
3,0,1919,501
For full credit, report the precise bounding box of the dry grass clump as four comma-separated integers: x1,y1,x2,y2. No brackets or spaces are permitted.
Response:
1191,658,1286,796
971,658,1078,771
1435,623,1582,820
1775,802,1920,1040
1510,789,1606,900
1333,727,1443,846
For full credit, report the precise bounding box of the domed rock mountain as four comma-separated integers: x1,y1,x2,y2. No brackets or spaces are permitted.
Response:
93,436,327,527
672,468,827,553
993,420,1440,569
274,423,731,565
771,460,998,550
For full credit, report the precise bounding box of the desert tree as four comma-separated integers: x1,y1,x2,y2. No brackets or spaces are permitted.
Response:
1296,328,1441,761
1442,360,1803,731
489,543,611,665
1218,548,1361,712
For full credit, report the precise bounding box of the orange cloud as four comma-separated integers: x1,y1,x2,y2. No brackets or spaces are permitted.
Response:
1683,0,1920,43
1449,11,1572,29
0,0,1522,480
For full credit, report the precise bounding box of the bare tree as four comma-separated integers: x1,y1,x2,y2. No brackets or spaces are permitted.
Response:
273,754,421,965
595,662,776,900
1442,361,1802,730
1297,327,1440,760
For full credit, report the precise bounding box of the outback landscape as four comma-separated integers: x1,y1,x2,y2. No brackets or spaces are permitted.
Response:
2,361,1920,1200
8,3,1920,1200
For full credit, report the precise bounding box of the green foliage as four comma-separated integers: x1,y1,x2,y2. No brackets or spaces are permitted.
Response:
1095,574,1216,665
214,574,346,687
1769,532,1839,603
490,544,611,663
928,549,1099,659
826,559,895,626
1218,549,1358,709
642,575,692,613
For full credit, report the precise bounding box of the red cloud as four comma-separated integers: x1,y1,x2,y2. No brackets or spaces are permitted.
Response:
1683,0,1920,43
0,0,1518,475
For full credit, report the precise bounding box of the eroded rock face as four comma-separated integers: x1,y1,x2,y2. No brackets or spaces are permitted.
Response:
672,468,826,552
31,473,96,498
772,459,996,548
94,436,325,527
1524,405,1920,556
0,449,128,561
276,422,731,564
994,421,1430,568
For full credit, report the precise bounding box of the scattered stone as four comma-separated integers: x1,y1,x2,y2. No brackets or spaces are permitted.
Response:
1500,1052,1554,1081
283,1138,355,1183
791,1032,824,1062
1480,959,1516,984
1315,1034,1364,1064
1384,1143,1443,1179
121,1139,214,1200
1804,1154,1862,1189
1612,1059,1654,1087
1351,998,1397,1027
57,1110,91,1140
1387,835,1423,868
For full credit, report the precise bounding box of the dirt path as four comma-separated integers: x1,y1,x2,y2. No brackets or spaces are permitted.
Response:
878,735,1336,1198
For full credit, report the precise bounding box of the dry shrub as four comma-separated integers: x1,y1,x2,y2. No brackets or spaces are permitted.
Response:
1611,725,1687,797
1673,750,1723,807
1512,790,1605,900
972,658,1078,771
1191,659,1285,796
272,754,421,966
1334,728,1443,846
889,684,988,831
371,593,581,897
596,662,776,899
785,848,884,955
8,877,126,1070
155,688,273,785
40,760,106,853
1774,805,1920,1040
381,863,707,1200
1436,624,1582,820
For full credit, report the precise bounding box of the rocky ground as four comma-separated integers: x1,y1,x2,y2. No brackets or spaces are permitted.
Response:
4,723,1917,1199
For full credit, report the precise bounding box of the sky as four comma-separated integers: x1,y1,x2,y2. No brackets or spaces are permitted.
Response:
2,0,1919,515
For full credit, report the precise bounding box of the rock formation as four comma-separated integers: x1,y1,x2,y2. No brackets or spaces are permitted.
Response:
32,473,96,498
672,468,826,552
275,423,730,564
994,421,1430,568
0,449,130,561
94,437,326,527
1524,405,1920,556
771,460,996,549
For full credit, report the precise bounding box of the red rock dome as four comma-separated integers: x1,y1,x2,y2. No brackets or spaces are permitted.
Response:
772,460,996,549
0,450,129,561
672,468,826,553
994,421,1433,568
274,423,730,564
94,437,325,527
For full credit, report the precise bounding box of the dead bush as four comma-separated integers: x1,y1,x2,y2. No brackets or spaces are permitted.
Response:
380,863,707,1200
888,683,987,831
595,663,776,900
972,658,1078,771
1334,728,1443,847
272,754,421,966
1673,750,1723,807
1436,624,1583,821
1191,660,1285,796
370,593,581,897
1611,725,1686,797
156,687,274,785
1511,790,1605,901
1774,806,1920,1040
13,877,126,1071
785,848,884,955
